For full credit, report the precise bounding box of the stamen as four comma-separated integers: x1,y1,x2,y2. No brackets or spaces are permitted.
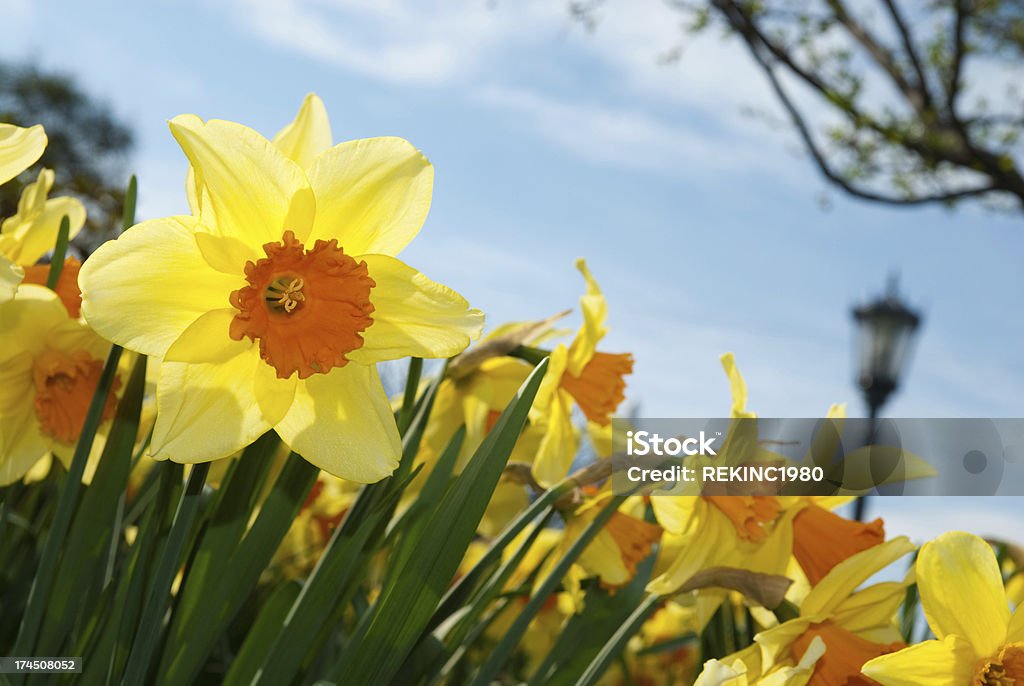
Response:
230,230,376,379
265,276,306,313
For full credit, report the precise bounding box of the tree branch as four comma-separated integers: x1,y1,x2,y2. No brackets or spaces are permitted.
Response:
721,0,998,207
880,0,936,110
826,0,932,114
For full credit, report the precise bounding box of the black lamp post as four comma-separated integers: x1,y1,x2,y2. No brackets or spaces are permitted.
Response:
850,274,922,519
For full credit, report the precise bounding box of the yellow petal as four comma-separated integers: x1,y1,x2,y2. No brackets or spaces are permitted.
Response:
0,284,69,363
1007,606,1024,643
531,389,579,487
164,309,245,365
721,353,756,418
0,123,46,185
760,635,824,686
306,136,432,256
194,230,258,274
169,115,315,246
0,404,49,486
274,363,400,483
0,169,86,265
693,657,747,686
151,347,276,463
755,617,816,671
0,343,46,485
832,581,910,633
0,255,24,303
917,531,1009,658
650,496,702,535
272,93,332,170
646,504,734,596
347,254,483,363
565,258,607,376
802,537,915,618
79,216,240,357
861,636,976,686
253,356,297,427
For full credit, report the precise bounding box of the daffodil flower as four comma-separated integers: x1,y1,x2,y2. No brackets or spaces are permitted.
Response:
862,531,1024,686
532,258,633,485
0,168,88,314
695,537,915,686
537,489,662,610
695,636,825,686
0,285,119,485
0,121,47,302
79,95,483,482
648,355,888,624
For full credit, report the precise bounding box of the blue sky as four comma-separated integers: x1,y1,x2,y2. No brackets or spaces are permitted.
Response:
3,0,1022,537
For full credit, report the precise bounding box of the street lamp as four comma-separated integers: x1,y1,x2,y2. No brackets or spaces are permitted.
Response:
852,274,922,424
850,274,922,519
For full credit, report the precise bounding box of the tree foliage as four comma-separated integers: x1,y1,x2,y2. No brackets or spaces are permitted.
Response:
584,0,1024,211
0,61,134,250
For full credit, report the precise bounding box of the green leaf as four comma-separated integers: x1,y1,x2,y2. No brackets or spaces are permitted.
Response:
121,175,138,232
167,432,280,642
397,357,423,435
529,552,656,686
222,580,302,686
382,426,465,590
122,461,211,685
34,354,148,657
247,493,393,685
45,215,70,289
158,452,318,686
329,359,549,686
426,476,574,635
10,344,123,679
416,511,553,685
469,492,627,686
574,593,661,686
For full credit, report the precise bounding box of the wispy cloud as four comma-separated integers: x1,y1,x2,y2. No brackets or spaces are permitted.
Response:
210,0,809,181
214,0,562,86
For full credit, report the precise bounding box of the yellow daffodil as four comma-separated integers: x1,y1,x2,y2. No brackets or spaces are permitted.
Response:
696,537,914,686
862,531,1024,686
537,488,661,609
0,285,119,485
1,121,88,311
1,168,88,315
409,314,569,534
648,356,886,624
421,355,533,473
0,121,47,302
79,95,483,482
695,637,825,686
532,259,633,485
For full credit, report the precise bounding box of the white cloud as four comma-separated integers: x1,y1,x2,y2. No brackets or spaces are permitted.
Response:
209,0,811,180
215,0,563,86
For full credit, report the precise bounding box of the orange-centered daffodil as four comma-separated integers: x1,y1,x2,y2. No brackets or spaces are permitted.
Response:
0,285,119,485
79,95,483,482
862,531,1024,686
531,258,633,485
